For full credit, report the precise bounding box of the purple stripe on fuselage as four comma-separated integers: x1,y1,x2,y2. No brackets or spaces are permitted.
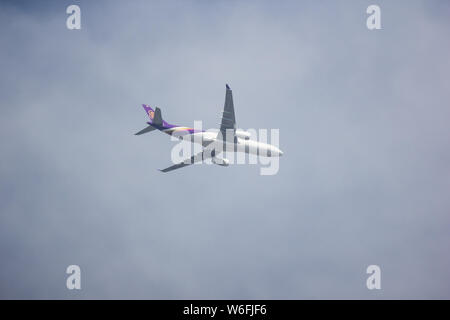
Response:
146,122,203,135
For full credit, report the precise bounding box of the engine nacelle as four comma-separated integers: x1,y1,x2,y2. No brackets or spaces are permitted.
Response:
212,157,229,166
235,129,251,140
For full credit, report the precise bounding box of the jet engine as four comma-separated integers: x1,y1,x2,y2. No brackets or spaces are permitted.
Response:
235,130,251,140
212,157,230,166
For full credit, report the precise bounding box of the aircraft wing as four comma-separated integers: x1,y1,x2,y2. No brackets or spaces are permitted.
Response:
159,148,216,173
218,84,236,141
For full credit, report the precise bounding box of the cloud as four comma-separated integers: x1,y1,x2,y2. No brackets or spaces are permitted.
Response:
0,0,449,299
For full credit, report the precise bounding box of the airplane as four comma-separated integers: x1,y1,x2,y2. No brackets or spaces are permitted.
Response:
135,84,283,172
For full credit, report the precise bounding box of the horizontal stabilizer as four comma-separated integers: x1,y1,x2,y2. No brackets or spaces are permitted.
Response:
135,125,156,135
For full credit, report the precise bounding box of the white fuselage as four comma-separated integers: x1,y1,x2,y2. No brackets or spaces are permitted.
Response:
180,131,283,157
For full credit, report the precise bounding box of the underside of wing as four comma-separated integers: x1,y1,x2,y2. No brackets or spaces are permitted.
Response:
159,162,191,173
159,148,216,173
218,84,236,140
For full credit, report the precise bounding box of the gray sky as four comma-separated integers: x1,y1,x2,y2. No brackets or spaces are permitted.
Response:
1,0,450,299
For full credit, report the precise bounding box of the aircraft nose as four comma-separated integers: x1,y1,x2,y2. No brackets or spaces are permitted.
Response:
270,146,283,157
273,146,283,157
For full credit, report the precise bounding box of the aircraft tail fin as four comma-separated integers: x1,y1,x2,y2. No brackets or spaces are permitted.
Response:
142,104,163,126
135,104,165,135
138,104,197,137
